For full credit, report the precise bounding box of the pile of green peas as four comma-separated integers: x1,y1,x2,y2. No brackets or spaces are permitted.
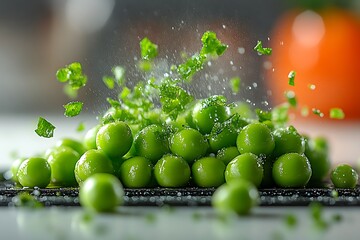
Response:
10,95,359,213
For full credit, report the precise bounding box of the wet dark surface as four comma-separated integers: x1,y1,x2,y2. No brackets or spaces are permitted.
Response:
1,181,359,207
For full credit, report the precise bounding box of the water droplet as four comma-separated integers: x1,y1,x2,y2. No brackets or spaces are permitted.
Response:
261,101,269,106
207,61,212,67
222,24,226,29
280,41,284,46
272,68,275,72
252,82,258,88
263,61,272,70
267,37,271,41
231,66,237,71
230,61,234,65
309,84,316,90
237,47,245,54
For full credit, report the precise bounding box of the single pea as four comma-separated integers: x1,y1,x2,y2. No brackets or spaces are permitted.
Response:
10,158,27,183
225,153,264,187
192,157,226,187
154,154,190,187
272,153,312,188
330,164,358,188
230,101,254,119
304,136,331,183
192,96,230,134
56,138,87,156
74,149,114,184
212,179,259,215
47,146,80,187
170,128,209,164
79,173,124,212
133,124,170,163
17,157,51,188
120,156,153,188
237,122,275,156
209,117,248,153
96,121,133,158
272,126,305,158
216,147,240,165
83,125,101,150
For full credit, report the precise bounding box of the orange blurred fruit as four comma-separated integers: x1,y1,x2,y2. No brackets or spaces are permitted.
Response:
268,8,360,119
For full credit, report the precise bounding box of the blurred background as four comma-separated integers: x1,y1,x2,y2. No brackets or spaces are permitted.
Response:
0,0,360,166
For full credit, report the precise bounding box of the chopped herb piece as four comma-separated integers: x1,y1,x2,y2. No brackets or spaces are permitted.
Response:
254,40,272,56
288,71,296,86
159,82,193,120
56,68,70,82
230,77,241,94
77,122,85,132
272,103,290,126
285,91,297,107
35,117,55,138
200,31,228,56
63,85,78,99
312,108,324,117
330,108,345,119
138,60,152,72
255,109,272,122
310,202,328,230
12,192,43,208
106,98,121,108
284,214,297,228
112,66,126,86
102,76,115,89
140,37,158,60
177,54,205,81
63,101,83,117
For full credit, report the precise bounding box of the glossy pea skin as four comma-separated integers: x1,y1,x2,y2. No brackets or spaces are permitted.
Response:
154,155,190,187
237,122,275,156
304,136,331,183
192,99,230,134
47,146,80,187
79,173,124,212
225,153,264,187
133,124,169,164
330,164,358,188
120,156,152,188
209,123,240,153
272,153,312,188
216,147,240,165
170,128,208,164
272,126,305,158
56,138,87,156
84,125,101,150
17,157,51,188
212,179,259,215
74,149,114,184
96,121,133,158
11,158,26,183
192,157,226,187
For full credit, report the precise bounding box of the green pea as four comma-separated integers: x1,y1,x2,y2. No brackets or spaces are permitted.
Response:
11,158,27,183
56,138,86,156
96,121,133,158
47,146,80,187
330,164,358,188
74,149,114,184
170,128,208,164
79,173,124,212
237,122,275,156
272,153,312,188
154,154,190,187
225,153,264,187
120,156,152,188
212,179,259,215
133,124,170,163
304,136,331,183
272,126,305,158
84,125,101,150
17,157,51,188
192,98,230,134
192,157,226,187
216,147,240,166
